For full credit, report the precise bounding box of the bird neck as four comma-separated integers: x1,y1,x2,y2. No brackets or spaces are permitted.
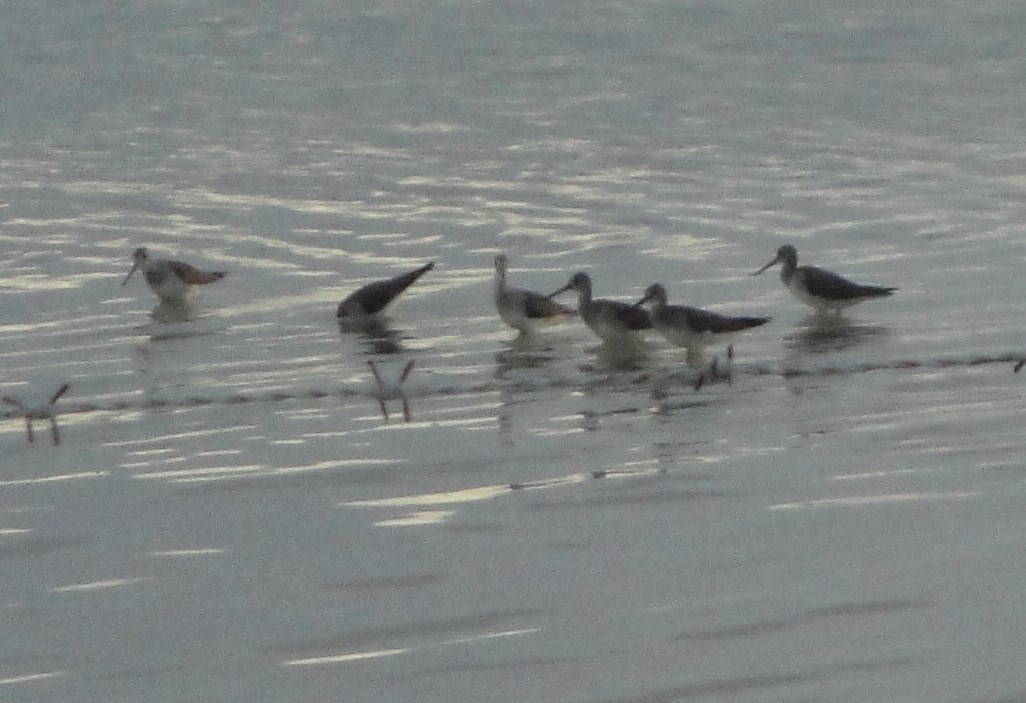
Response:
780,257,797,283
576,286,592,307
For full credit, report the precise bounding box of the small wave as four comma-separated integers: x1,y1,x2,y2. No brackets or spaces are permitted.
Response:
3,350,1022,420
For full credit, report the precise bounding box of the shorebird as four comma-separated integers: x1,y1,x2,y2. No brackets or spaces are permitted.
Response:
122,247,226,302
368,360,415,422
337,262,435,318
753,245,896,315
493,254,576,335
633,283,770,366
3,382,70,446
548,272,651,344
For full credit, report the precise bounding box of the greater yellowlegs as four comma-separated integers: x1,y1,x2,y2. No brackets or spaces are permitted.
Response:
337,262,435,318
368,360,415,422
753,245,896,314
548,272,651,344
494,254,576,335
633,283,770,366
122,247,226,302
3,382,70,445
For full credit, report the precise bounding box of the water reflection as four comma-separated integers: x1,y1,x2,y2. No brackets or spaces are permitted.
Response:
497,382,514,445
592,339,649,370
151,298,197,323
339,316,405,355
506,329,556,352
494,347,555,377
785,315,889,355
494,347,561,444
145,322,218,343
646,367,715,416
368,359,414,423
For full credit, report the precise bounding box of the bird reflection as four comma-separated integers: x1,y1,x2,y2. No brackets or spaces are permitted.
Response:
151,298,198,323
340,316,405,355
592,339,649,371
368,360,415,422
785,315,888,355
580,408,599,432
494,347,555,378
496,382,515,445
493,348,562,444
507,329,556,352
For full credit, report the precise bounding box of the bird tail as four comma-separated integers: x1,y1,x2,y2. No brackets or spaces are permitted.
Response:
391,261,435,292
719,316,772,333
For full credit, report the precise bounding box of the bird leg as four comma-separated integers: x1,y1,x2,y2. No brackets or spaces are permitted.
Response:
400,360,415,383
692,362,709,392
367,361,384,387
4,384,68,446
368,363,389,421
50,383,71,405
368,360,416,423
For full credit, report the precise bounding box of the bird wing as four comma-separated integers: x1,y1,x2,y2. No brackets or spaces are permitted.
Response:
340,262,434,316
664,305,770,334
800,266,896,300
168,261,226,285
609,300,652,330
522,290,576,320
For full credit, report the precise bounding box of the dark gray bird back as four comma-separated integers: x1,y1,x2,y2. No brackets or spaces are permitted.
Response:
337,262,435,317
801,265,897,301
609,300,652,330
663,306,770,334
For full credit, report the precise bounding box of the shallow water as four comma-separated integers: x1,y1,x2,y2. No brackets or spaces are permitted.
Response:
3,1,1026,701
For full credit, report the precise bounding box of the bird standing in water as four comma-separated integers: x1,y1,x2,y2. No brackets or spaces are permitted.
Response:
493,254,576,337
633,283,770,367
548,272,651,344
337,262,435,319
753,245,896,315
122,247,227,302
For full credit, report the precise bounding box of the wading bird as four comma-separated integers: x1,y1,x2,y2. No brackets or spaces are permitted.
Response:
337,262,435,319
493,254,576,336
548,272,651,345
633,283,770,367
122,247,227,302
753,245,896,315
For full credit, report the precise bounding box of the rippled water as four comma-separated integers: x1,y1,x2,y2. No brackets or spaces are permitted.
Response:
3,1,1026,701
